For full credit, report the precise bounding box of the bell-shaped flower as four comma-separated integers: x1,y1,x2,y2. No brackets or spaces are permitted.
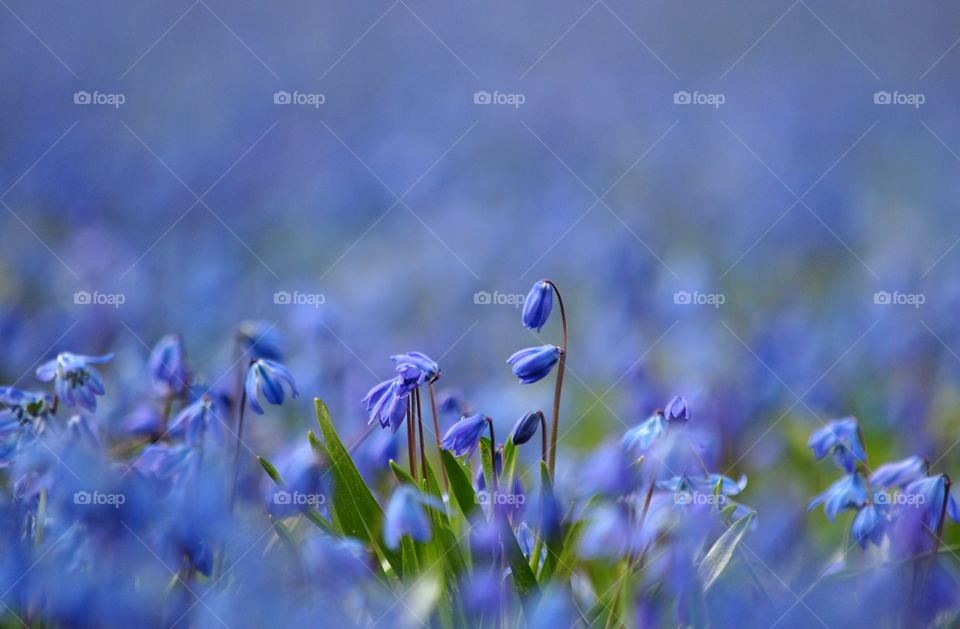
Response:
36,352,113,412
441,414,490,458
390,351,440,383
808,473,868,522
510,410,544,446
852,504,886,548
522,280,553,332
870,456,927,489
169,394,224,446
383,485,440,550
244,359,299,415
621,411,666,456
507,345,561,384
807,417,867,473
149,333,188,394
663,395,689,424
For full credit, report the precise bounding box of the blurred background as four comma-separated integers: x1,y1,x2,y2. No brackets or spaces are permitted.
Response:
2,0,960,586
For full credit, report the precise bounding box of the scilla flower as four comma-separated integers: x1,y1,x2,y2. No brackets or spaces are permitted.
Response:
363,379,408,432
169,394,224,446
902,474,960,530
664,395,689,424
808,417,867,472
621,411,666,456
522,280,553,332
510,410,544,446
244,359,299,415
870,456,927,489
383,485,439,550
808,473,868,522
36,352,113,412
441,414,490,458
149,333,188,394
657,473,747,497
0,387,54,424
507,345,561,384
390,351,440,382
852,504,886,548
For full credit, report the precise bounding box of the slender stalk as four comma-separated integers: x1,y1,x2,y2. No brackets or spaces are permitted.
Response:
538,410,547,465
545,280,567,478
428,382,449,490
229,373,250,513
487,419,499,494
415,389,427,482
406,398,417,482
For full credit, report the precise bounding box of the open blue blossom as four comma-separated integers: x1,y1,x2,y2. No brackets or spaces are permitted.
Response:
149,333,188,394
522,280,553,332
663,395,689,424
383,485,438,550
657,473,748,497
852,504,886,548
870,456,927,489
169,395,224,446
808,473,868,522
510,410,543,446
36,352,113,412
441,414,489,458
808,417,867,473
621,411,666,456
507,345,561,384
363,379,408,432
0,387,54,425
390,351,440,382
244,359,299,415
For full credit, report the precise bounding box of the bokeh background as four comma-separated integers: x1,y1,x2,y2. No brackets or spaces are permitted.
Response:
3,0,960,611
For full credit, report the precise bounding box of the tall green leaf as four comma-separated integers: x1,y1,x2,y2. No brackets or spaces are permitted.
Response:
698,512,755,591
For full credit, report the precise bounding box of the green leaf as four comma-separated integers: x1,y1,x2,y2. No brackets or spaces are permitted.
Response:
442,450,478,519
259,452,338,536
257,456,284,485
698,512,755,591
479,437,496,502
390,460,418,487
313,398,403,578
498,513,540,613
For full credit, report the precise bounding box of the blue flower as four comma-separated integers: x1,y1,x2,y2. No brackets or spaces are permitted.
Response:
441,414,490,458
0,387,54,424
902,475,960,530
390,351,440,382
657,473,748,496
35,352,113,411
169,394,224,446
522,280,553,332
663,395,689,424
807,417,867,473
149,333,188,394
507,345,561,384
244,359,299,415
852,504,885,548
509,410,543,446
621,411,666,456
383,485,437,550
808,473,868,522
363,379,408,432
870,456,927,489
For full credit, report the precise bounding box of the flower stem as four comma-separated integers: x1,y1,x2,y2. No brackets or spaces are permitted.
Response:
538,410,547,465
415,389,427,482
487,418,499,494
406,397,417,483
229,371,249,513
545,280,567,478
428,382,449,491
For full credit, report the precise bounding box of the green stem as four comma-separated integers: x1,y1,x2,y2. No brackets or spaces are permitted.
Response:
428,382,449,491
545,280,567,479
